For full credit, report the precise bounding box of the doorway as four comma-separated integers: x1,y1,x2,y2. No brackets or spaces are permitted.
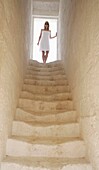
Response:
32,17,58,63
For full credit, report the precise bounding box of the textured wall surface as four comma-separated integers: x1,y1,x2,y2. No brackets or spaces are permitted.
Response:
59,0,99,169
0,0,31,161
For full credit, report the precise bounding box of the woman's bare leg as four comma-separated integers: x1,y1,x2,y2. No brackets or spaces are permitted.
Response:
42,51,45,63
45,51,49,63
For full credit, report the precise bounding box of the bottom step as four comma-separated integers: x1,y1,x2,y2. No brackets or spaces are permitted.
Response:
1,157,92,170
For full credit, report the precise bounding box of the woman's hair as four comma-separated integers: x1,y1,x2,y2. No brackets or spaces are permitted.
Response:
44,21,49,30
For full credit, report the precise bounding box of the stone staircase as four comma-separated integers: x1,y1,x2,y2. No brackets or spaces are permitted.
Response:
1,60,92,170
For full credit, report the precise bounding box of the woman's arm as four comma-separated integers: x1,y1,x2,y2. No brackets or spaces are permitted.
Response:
50,31,57,39
37,29,42,45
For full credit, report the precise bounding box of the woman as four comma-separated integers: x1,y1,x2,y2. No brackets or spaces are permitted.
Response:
37,21,57,63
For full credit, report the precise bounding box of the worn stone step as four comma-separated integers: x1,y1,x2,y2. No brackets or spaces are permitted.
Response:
12,121,79,137
18,99,73,112
1,156,92,170
15,108,77,123
9,136,81,145
22,84,70,95
29,60,63,68
27,65,64,72
26,70,65,76
25,74,67,81
14,120,77,127
6,137,86,158
20,91,71,101
16,108,73,116
24,79,68,86
27,67,64,73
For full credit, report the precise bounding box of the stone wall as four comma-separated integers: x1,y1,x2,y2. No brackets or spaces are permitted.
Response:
59,0,99,169
0,0,31,161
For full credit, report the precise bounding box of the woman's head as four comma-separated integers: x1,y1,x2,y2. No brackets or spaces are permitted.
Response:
44,21,49,30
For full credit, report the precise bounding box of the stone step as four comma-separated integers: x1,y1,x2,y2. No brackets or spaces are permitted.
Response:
16,108,73,116
12,121,79,137
25,74,67,81
14,120,77,127
1,156,92,170
26,70,65,76
22,84,70,95
15,108,77,123
6,137,86,158
24,79,68,86
29,60,63,68
20,91,71,101
18,99,73,112
27,65,64,72
10,136,81,145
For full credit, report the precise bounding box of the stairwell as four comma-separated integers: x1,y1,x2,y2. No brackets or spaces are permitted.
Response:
1,60,92,170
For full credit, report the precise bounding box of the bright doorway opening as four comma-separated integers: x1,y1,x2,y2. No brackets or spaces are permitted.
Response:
32,18,58,63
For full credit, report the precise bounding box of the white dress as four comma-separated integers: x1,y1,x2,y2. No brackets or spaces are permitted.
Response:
39,30,50,52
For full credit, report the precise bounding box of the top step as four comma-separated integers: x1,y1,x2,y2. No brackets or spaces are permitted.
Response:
29,60,63,68
27,65,64,72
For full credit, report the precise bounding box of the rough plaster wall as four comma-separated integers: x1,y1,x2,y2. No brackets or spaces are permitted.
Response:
0,0,31,161
58,0,73,61
59,0,99,169
22,0,33,64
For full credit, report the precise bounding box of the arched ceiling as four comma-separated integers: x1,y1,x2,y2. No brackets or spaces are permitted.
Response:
33,0,60,16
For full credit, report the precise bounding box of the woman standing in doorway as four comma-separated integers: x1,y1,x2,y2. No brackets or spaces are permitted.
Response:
37,21,57,63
